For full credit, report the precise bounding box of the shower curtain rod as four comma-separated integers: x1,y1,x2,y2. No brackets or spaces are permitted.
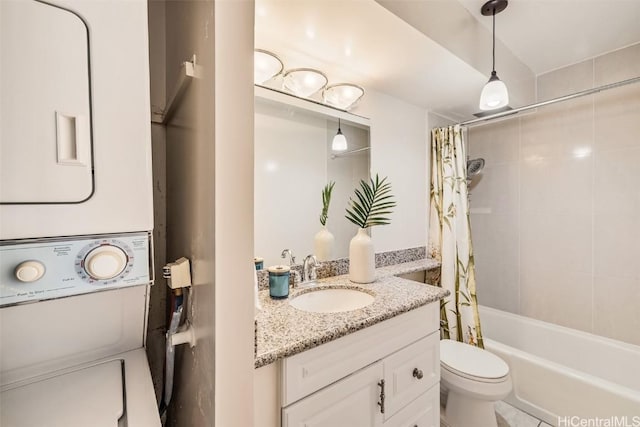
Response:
458,75,640,127
330,146,370,159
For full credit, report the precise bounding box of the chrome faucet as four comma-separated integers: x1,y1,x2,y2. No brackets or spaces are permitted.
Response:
302,255,319,283
281,249,296,266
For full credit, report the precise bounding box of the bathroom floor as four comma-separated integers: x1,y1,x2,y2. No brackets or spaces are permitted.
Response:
495,401,552,427
440,400,552,427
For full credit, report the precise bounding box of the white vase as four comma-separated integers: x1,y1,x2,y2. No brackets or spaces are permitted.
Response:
314,226,335,261
349,228,375,284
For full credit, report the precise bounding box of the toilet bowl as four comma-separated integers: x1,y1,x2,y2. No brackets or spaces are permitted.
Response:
440,339,512,427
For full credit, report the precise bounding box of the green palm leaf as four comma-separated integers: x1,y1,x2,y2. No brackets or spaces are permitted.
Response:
319,181,335,226
345,174,397,228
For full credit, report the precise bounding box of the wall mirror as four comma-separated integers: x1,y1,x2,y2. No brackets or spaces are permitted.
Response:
254,86,371,268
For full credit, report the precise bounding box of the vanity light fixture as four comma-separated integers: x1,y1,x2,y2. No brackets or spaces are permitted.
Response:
254,49,284,84
331,118,348,152
322,83,365,111
255,50,366,110
282,68,328,98
478,0,509,111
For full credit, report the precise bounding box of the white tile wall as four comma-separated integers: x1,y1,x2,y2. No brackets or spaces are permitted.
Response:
469,43,640,346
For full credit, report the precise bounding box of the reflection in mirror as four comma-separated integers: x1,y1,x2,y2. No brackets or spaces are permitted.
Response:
254,96,370,268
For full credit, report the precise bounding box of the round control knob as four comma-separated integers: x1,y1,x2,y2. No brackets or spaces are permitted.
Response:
84,245,128,280
15,260,46,283
412,368,424,380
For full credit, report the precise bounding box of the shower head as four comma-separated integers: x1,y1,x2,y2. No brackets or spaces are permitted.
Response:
467,158,485,177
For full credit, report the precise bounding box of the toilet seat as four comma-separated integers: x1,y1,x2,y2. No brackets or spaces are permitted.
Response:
440,339,509,382
441,362,508,383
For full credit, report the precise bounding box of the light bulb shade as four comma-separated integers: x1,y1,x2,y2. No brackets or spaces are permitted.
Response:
332,131,348,151
322,83,365,110
282,68,328,98
254,49,283,84
479,74,509,110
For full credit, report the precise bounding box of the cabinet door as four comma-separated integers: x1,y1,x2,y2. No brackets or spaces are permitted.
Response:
282,362,384,427
1,0,93,203
383,385,440,427
383,333,440,418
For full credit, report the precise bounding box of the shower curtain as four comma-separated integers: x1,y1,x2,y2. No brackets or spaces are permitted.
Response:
429,125,483,348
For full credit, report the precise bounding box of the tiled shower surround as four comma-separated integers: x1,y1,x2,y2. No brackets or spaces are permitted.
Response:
468,43,640,346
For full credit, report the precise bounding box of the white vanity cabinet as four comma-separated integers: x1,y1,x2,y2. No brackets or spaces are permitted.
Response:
255,302,441,427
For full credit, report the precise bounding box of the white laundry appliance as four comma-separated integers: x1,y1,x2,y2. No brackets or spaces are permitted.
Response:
0,0,160,425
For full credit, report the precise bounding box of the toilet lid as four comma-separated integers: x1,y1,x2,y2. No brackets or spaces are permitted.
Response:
440,339,509,379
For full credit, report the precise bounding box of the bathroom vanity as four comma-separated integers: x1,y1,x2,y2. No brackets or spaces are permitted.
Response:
252,82,444,426
254,259,447,427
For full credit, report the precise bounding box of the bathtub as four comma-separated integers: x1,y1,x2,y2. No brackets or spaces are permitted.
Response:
479,305,640,425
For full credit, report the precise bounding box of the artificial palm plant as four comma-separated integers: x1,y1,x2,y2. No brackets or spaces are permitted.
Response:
314,181,336,262
319,181,335,226
345,174,396,228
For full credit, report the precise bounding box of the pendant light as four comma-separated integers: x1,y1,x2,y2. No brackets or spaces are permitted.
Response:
332,118,347,152
479,0,509,111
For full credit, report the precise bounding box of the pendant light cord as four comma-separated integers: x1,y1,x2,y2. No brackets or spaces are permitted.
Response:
492,8,496,73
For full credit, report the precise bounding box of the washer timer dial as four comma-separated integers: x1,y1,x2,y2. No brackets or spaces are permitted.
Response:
75,239,135,284
84,245,127,280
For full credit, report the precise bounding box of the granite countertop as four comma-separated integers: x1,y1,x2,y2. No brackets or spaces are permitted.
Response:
255,258,446,368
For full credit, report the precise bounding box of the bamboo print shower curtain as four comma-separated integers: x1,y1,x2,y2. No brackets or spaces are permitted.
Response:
429,125,484,348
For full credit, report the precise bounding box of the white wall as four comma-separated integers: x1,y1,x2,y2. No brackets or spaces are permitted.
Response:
162,1,255,426
357,90,429,253
163,1,216,423
213,2,255,427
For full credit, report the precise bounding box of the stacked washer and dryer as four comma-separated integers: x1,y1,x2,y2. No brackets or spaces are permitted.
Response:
1,0,161,425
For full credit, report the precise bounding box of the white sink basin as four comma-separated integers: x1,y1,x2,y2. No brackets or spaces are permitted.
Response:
290,288,375,313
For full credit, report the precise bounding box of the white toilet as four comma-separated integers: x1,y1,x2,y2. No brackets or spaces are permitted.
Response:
440,339,512,427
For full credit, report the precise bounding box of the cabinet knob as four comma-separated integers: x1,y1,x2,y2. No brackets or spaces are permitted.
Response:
412,368,424,380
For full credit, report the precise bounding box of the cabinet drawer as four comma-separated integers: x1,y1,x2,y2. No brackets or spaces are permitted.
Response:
383,332,439,419
282,303,438,406
383,384,440,427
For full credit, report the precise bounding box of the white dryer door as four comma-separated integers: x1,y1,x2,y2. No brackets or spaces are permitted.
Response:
0,0,93,203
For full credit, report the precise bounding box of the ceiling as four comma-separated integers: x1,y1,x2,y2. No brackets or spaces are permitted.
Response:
255,0,489,120
255,0,640,120
458,0,640,75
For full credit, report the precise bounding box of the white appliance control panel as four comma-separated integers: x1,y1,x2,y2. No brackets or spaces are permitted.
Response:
0,232,152,306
